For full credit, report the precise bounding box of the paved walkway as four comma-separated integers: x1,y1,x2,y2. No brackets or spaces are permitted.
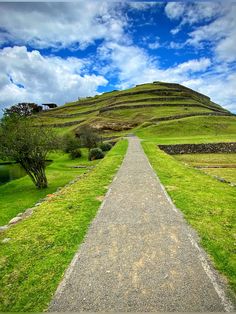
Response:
49,137,234,312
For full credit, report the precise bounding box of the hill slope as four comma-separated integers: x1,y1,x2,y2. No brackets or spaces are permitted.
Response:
34,81,234,140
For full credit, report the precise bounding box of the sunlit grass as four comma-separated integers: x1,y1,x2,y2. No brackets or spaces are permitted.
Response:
142,141,236,293
0,150,99,225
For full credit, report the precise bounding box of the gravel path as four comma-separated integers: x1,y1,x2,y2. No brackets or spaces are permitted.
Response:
49,137,234,312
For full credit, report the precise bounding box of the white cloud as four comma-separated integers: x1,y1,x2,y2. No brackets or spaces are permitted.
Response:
0,46,108,111
170,28,181,35
0,2,127,49
165,2,236,63
97,41,236,112
0,43,235,114
148,37,161,50
165,2,185,20
165,2,224,25
174,58,211,73
182,72,236,113
128,2,158,11
187,5,236,62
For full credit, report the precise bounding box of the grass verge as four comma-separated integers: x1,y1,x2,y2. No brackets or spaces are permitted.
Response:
0,139,128,311
136,115,236,144
174,153,236,184
142,141,236,293
0,150,100,226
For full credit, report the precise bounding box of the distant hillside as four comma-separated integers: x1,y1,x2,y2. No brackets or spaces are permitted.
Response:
34,81,233,138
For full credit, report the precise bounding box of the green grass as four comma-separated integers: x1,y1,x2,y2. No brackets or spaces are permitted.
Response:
0,150,99,226
174,153,236,167
110,100,202,107
103,93,187,103
0,139,128,312
202,168,236,184
142,141,236,293
50,125,79,136
101,106,211,121
136,116,236,144
174,153,236,184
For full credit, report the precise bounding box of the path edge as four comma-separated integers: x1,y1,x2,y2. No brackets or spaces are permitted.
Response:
140,139,235,312
47,141,128,311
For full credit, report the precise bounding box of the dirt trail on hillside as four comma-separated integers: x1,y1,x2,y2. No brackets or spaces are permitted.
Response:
49,137,234,312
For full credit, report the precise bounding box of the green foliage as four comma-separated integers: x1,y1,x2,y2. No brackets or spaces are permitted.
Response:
89,147,104,161
0,116,59,189
63,133,80,153
70,148,82,159
0,140,128,311
4,102,42,117
77,125,101,149
100,142,112,151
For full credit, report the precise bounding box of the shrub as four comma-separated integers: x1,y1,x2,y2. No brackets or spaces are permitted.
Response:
70,148,82,159
63,133,80,153
89,148,104,161
100,142,112,152
77,125,101,150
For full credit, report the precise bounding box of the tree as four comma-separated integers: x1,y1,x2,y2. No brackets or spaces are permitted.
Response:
62,133,81,153
77,125,101,150
0,115,58,189
3,103,42,117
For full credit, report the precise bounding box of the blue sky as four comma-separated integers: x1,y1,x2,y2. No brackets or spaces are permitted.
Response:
0,1,236,113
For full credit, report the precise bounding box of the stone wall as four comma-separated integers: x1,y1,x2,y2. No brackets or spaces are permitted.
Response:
159,142,236,154
155,82,210,103
99,103,219,113
152,112,232,122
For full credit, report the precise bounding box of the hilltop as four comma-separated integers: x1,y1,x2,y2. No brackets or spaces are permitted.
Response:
34,81,234,141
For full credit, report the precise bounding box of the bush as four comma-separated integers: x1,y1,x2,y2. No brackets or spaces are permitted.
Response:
63,133,80,153
77,125,100,150
100,142,112,152
89,148,104,161
70,148,82,159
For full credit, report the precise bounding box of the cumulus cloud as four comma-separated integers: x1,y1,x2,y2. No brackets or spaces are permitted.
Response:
98,42,211,87
174,58,211,73
0,2,127,49
0,46,108,111
182,73,236,113
165,2,236,63
165,2,185,20
97,41,235,112
127,2,158,11
165,2,224,25
187,6,236,62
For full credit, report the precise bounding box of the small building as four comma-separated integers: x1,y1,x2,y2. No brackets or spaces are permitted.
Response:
42,103,58,110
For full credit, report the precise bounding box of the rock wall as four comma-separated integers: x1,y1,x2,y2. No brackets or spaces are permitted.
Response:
100,103,207,113
155,82,210,103
159,142,236,154
152,112,232,122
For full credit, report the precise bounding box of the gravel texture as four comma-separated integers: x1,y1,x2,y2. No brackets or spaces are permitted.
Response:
49,137,234,312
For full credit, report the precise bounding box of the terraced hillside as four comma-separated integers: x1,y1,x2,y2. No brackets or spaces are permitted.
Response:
34,81,233,138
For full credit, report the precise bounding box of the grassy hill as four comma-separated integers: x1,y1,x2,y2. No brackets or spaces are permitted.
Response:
34,81,235,141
